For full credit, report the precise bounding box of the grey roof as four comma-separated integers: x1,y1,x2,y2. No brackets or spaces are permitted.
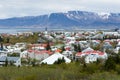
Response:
0,56,20,62
0,56,7,61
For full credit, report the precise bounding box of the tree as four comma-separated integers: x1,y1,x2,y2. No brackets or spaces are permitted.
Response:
54,57,65,64
73,44,78,52
8,53,20,57
61,46,65,52
0,36,3,50
46,41,51,51
104,56,116,71
114,54,120,64
31,59,36,67
10,61,14,66
5,58,8,67
0,36,3,42
6,38,10,43
0,43,3,50
77,44,82,52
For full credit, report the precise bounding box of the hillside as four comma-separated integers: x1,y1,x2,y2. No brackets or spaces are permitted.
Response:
0,11,120,29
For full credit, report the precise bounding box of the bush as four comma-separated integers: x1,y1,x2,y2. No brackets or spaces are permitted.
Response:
104,56,116,71
54,57,65,64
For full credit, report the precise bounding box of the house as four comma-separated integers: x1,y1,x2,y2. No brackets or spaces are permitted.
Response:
6,44,24,53
15,43,26,49
102,42,113,50
28,50,53,61
91,40,100,47
28,44,47,50
0,51,7,57
40,52,71,65
75,33,85,39
20,50,28,58
79,41,89,49
82,47,94,53
0,49,8,57
75,47,94,59
85,54,98,63
64,43,74,51
37,38,46,43
76,50,107,63
0,56,21,66
62,50,73,60
65,37,76,44
92,33,104,39
103,31,119,36
51,46,58,51
114,42,120,53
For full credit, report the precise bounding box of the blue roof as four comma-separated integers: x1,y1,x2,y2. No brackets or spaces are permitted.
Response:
0,56,6,61
0,56,20,61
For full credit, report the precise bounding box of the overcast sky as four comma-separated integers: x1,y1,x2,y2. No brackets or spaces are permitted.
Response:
0,0,120,19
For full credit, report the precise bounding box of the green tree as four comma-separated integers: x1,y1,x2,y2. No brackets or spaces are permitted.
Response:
5,58,8,67
54,57,65,64
61,46,65,52
6,38,10,43
77,44,82,52
31,59,36,67
104,56,116,71
73,44,78,52
8,53,20,57
46,41,51,51
10,61,14,66
0,43,3,50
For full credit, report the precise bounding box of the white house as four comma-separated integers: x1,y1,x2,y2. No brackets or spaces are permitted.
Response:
85,54,99,63
114,42,120,53
0,56,21,66
65,37,76,44
103,31,119,36
20,50,28,58
79,41,89,49
28,50,53,61
40,52,71,65
0,50,8,57
62,50,73,59
82,47,94,53
76,50,107,63
85,52,108,63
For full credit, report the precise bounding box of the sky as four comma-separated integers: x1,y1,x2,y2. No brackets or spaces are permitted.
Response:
0,0,120,19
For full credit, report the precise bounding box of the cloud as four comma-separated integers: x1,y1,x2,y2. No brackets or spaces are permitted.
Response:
0,0,120,19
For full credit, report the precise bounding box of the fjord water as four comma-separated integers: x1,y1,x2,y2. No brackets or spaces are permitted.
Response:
0,28,45,34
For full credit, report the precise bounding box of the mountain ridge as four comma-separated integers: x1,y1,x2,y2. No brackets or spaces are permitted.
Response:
0,11,120,29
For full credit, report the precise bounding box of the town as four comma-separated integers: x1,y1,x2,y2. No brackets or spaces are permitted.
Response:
0,28,119,66
0,29,120,79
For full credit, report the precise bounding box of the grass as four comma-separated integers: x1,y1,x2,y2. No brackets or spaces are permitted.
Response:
0,63,119,80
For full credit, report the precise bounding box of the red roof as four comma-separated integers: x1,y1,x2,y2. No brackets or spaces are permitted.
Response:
117,39,120,42
95,40,101,43
28,43,54,49
76,50,104,56
76,52,82,56
65,47,70,51
28,50,53,55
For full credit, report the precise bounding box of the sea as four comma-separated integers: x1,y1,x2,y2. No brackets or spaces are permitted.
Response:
0,28,113,34
0,28,45,34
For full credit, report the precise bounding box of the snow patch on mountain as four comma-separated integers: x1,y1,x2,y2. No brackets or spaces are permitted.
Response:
97,12,111,19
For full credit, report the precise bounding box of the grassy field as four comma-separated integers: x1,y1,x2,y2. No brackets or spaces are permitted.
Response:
0,62,120,80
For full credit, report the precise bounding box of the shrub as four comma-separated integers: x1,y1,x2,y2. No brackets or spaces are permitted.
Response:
104,56,116,71
54,57,65,64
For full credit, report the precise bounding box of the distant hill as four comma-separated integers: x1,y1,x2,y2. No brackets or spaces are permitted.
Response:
0,11,120,29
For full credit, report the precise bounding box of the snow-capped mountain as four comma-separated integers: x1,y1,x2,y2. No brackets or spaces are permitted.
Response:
97,12,111,19
0,11,120,29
